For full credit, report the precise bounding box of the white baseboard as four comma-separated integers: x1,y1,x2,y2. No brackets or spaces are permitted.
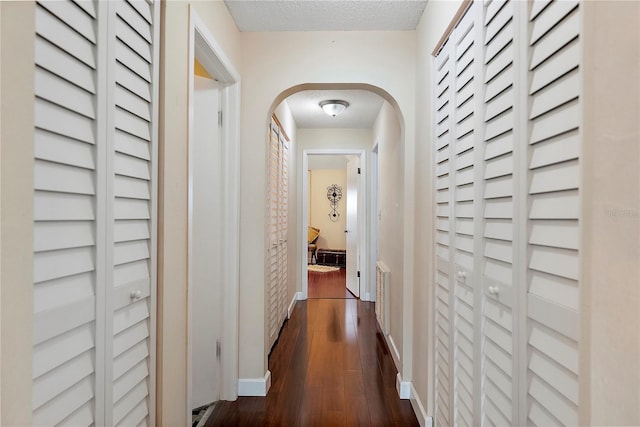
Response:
409,382,432,427
238,371,271,396
396,373,411,399
386,334,401,372
288,292,301,318
362,291,371,302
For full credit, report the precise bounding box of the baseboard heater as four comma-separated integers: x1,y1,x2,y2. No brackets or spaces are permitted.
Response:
375,261,390,335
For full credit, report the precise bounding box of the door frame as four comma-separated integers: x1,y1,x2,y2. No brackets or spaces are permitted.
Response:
187,6,241,419
301,149,368,300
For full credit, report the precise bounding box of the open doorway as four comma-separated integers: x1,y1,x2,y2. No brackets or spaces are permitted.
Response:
302,150,366,300
306,154,356,299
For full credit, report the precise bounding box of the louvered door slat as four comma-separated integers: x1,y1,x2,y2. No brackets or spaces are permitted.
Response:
526,1,581,424
33,8,99,425
33,0,158,424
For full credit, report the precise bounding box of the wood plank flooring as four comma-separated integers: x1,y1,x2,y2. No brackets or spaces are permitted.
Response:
205,299,418,426
308,268,354,299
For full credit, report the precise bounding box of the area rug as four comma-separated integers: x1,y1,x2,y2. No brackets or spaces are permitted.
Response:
308,264,340,273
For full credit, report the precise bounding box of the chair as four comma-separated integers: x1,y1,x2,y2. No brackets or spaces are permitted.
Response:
308,226,320,264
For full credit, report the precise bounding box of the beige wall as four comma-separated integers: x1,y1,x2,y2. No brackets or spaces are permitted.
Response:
309,169,347,250
374,101,406,366
413,0,463,417
582,1,640,425
0,2,35,425
159,2,240,424
240,30,416,382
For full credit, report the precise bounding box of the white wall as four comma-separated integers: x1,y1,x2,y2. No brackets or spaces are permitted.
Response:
374,101,405,367
0,2,35,425
309,169,347,250
582,1,640,424
413,0,463,419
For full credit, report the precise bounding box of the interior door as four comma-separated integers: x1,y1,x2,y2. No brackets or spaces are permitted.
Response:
190,75,222,409
346,156,359,297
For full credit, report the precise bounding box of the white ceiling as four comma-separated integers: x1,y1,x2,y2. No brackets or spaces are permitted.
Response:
286,89,384,128
224,0,428,32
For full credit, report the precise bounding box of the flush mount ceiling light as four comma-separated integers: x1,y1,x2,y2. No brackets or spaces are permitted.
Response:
319,100,349,117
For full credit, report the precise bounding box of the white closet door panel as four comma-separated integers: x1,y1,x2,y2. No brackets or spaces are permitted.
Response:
114,175,150,199
114,260,150,287
35,68,96,119
484,197,512,219
35,6,96,68
455,133,474,155
34,221,94,252
34,192,94,221
115,108,151,141
529,271,578,310
32,323,95,378
115,220,150,243
530,10,579,70
115,85,152,121
484,131,513,160
529,245,578,280
33,296,95,345
529,0,579,45
113,360,148,403
32,375,94,426
35,99,95,144
34,273,94,314
115,16,151,63
484,87,513,121
114,240,150,265
484,22,513,66
115,0,152,42
126,0,152,24
529,130,579,168
114,198,151,220
112,380,148,426
529,159,579,194
530,0,552,20
484,175,513,199
113,301,149,336
484,153,513,180
113,279,150,311
38,0,96,43
32,349,94,411
35,129,95,169
34,37,88,92
115,60,152,101
485,109,514,141
34,160,95,195
113,340,149,381
113,321,149,358
485,66,513,102
115,130,151,160
115,39,151,82
485,44,513,83
33,246,95,284
529,219,579,250
456,167,474,187
529,190,579,219
484,1,511,42
529,41,579,94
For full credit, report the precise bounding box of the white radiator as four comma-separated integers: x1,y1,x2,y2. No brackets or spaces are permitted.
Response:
375,261,390,335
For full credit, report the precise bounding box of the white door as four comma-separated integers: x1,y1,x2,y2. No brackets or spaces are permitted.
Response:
190,76,222,409
346,156,359,297
32,0,159,425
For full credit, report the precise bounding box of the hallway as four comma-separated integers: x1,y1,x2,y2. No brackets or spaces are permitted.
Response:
205,298,418,426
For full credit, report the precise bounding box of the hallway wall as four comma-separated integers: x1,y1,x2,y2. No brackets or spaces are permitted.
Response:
374,101,405,367
239,31,417,385
159,2,241,424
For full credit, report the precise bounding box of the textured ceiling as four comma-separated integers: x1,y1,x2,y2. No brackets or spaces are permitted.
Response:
224,0,428,32
286,89,384,128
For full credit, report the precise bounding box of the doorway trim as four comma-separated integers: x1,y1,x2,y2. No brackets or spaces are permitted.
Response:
301,149,368,301
187,6,241,420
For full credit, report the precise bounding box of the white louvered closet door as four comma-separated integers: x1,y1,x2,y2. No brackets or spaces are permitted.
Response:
451,8,480,426
525,1,581,425
266,120,288,351
432,1,583,425
480,0,518,426
32,1,159,425
433,38,454,427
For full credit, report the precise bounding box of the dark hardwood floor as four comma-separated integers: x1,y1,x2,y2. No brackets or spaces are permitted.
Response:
205,299,418,426
308,268,354,299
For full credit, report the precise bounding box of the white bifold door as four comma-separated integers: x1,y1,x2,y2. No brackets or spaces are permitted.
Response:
266,119,289,351
32,0,159,425
433,1,583,426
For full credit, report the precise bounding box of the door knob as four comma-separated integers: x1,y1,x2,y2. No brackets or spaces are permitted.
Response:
130,290,142,301
488,286,499,296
